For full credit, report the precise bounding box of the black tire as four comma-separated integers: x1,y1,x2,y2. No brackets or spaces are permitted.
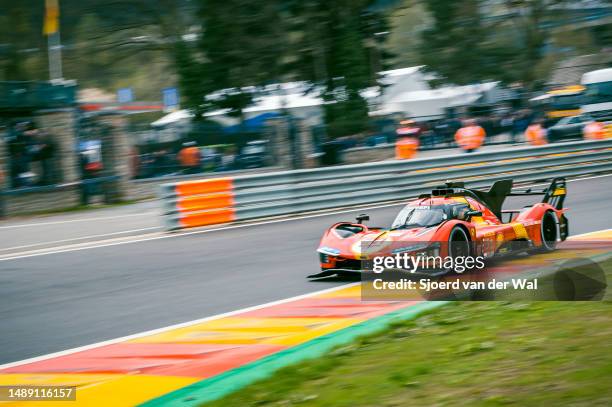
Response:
448,226,471,273
559,215,569,241
539,211,558,252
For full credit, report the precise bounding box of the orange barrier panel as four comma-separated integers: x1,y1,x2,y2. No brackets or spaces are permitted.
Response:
179,208,236,228
175,178,233,197
176,193,235,213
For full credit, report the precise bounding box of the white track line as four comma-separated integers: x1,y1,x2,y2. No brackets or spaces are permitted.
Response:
0,282,359,370
0,211,157,230
0,202,404,262
571,229,611,237
0,227,161,253
1,174,610,262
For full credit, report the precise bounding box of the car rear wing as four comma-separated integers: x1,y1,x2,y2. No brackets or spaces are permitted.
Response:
508,177,566,210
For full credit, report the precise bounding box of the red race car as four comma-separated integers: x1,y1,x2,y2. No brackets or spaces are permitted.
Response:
311,178,568,278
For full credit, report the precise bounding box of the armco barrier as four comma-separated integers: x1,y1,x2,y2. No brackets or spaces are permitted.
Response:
159,139,612,231
161,178,236,229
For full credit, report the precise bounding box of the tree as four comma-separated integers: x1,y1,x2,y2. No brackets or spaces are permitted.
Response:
320,10,372,137
419,0,499,85
0,0,193,98
286,0,392,137
65,14,110,86
418,0,568,88
179,0,289,118
174,40,208,115
175,0,391,136
0,4,45,81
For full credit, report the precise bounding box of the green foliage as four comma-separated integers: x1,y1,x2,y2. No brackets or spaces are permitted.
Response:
419,0,502,85
174,41,207,115
176,0,391,136
1,0,605,108
0,1,188,98
182,0,289,117
386,1,430,68
285,0,391,137
0,4,46,81
418,0,567,88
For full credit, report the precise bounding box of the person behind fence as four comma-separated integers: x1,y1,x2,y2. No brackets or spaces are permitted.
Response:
433,119,452,147
583,120,606,140
153,149,173,176
35,129,56,185
79,141,104,204
8,122,27,188
396,119,422,138
524,119,548,146
178,141,201,174
513,110,533,142
454,118,486,153
500,114,514,143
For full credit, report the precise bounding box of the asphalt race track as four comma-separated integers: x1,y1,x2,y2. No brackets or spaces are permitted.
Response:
0,175,611,364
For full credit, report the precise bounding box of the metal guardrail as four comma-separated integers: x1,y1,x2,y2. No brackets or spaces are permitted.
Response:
159,139,612,231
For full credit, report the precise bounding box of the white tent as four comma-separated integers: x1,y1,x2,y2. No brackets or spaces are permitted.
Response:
151,110,193,127
374,82,499,119
151,84,325,128
150,67,499,126
151,109,239,128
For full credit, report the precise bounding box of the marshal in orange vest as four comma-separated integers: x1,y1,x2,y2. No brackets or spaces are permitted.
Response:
455,121,486,152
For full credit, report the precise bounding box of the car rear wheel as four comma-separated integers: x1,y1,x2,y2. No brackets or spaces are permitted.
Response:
539,211,559,251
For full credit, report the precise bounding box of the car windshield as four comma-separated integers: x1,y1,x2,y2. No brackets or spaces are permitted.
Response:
556,117,573,125
584,81,612,104
391,206,447,229
550,94,583,110
242,145,264,154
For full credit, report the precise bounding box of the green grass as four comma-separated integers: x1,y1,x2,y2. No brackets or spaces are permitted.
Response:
204,300,612,407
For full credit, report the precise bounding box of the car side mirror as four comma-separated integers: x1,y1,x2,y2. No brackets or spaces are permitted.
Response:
465,210,482,219
356,214,370,224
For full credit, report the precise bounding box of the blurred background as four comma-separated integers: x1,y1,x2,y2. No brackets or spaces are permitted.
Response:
0,0,611,216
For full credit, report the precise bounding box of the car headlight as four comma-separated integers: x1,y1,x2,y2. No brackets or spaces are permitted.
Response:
318,246,340,256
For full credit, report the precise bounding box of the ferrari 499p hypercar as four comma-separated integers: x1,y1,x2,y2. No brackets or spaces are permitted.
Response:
311,178,568,278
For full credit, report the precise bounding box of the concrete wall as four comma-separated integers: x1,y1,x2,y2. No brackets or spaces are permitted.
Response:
266,118,292,169
3,186,81,216
341,144,395,164
36,109,80,184
1,109,134,217
1,109,83,217
266,117,316,170
96,113,131,203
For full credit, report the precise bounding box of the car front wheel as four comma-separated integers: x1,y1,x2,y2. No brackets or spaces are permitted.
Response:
449,226,471,261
